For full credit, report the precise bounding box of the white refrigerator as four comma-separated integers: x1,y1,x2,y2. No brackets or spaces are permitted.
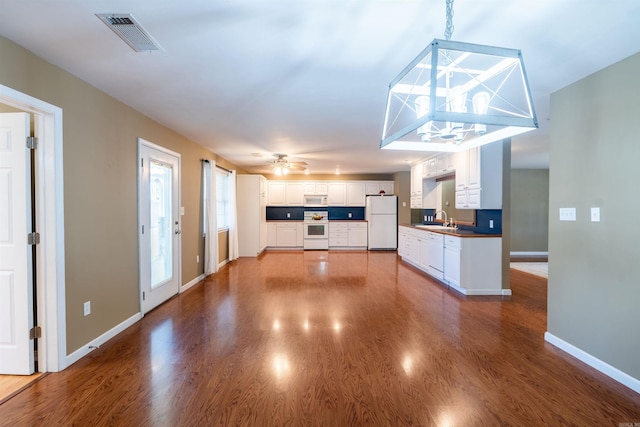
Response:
366,195,398,250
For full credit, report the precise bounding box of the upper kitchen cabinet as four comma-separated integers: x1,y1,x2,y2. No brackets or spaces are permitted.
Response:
267,181,305,206
286,182,305,205
267,181,286,205
327,182,347,206
410,163,423,197
346,182,366,206
454,143,503,209
303,182,328,195
423,153,455,179
365,181,395,196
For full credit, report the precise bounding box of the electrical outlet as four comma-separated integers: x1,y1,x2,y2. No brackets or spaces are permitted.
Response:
489,219,494,229
559,207,577,221
287,212,291,218
197,255,200,263
84,301,91,316
348,212,352,218
424,215,428,222
591,207,600,222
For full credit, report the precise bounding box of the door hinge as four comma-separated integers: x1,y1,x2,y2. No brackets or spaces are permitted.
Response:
142,291,145,301
28,232,40,245
141,158,144,168
26,136,38,150
30,326,42,340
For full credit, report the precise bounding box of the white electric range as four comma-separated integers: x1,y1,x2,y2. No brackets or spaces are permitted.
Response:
303,211,329,250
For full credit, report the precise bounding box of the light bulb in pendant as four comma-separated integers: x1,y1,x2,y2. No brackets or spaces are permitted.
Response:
472,92,490,134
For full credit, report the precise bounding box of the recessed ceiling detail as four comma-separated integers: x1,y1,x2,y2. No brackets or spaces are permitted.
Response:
96,13,163,52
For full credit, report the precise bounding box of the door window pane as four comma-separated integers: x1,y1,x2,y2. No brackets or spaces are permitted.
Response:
150,161,173,288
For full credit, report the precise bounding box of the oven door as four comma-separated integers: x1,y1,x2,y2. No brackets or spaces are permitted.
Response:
304,222,328,239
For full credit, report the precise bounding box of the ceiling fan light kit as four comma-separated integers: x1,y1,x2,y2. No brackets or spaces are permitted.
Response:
380,0,537,153
270,154,307,175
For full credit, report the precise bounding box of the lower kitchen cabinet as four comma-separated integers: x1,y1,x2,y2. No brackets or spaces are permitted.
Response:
398,225,503,295
329,222,367,248
266,222,304,248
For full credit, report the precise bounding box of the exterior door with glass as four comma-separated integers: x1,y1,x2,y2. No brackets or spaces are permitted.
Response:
138,139,181,314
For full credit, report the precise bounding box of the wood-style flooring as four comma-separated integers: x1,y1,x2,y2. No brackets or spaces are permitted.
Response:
1,251,639,426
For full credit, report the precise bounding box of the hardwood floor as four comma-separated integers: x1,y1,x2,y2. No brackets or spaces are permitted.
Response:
1,251,639,426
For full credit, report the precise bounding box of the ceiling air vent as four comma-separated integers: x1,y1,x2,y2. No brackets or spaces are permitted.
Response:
96,13,163,52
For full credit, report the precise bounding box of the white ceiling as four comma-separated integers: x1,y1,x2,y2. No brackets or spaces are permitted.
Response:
1,1,639,174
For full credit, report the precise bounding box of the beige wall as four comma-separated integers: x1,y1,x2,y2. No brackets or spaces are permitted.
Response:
548,52,640,379
510,169,549,252
0,36,241,354
393,171,411,225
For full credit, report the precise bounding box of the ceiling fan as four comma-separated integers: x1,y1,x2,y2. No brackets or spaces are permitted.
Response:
269,154,307,175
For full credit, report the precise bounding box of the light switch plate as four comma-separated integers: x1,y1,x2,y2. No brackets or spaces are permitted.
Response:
559,207,577,221
591,207,600,222
489,219,494,228
84,301,91,316
180,206,185,215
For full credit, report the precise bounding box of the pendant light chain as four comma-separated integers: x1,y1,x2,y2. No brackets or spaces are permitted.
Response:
444,0,454,40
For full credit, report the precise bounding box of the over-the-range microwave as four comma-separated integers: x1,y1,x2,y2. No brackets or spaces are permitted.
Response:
303,194,328,207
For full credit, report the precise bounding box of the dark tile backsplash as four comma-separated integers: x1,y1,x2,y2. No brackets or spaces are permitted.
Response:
417,208,502,235
266,206,365,221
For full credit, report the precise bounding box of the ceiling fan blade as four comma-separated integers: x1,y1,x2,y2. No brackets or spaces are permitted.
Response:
289,164,307,170
289,161,307,166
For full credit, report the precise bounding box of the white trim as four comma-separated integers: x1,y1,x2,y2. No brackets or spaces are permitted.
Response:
218,259,228,270
0,84,66,372
65,313,141,368
181,274,205,293
544,332,640,394
510,251,548,257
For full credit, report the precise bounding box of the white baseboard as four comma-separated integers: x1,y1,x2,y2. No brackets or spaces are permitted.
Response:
544,332,640,394
510,251,548,257
181,274,205,293
65,312,142,368
218,260,228,270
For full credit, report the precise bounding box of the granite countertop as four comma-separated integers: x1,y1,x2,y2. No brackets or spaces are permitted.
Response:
400,224,501,238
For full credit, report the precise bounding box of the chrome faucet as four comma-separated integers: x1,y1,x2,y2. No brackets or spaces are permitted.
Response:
434,210,447,223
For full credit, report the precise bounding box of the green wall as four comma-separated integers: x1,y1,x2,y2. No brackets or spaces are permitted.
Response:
0,36,241,355
510,169,549,252
548,52,640,380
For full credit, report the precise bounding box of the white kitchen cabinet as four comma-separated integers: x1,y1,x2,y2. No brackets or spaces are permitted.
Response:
348,223,368,247
436,153,455,176
410,163,423,197
327,182,347,206
346,182,366,206
267,222,303,248
237,175,267,257
365,181,394,196
399,226,503,295
304,182,328,194
379,181,394,195
296,223,304,247
267,182,286,205
329,222,368,248
443,235,461,287
267,223,277,247
422,157,437,178
410,195,423,209
454,143,503,210
398,227,409,258
285,182,305,206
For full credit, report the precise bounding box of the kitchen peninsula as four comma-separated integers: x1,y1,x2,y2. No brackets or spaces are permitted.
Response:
398,224,506,296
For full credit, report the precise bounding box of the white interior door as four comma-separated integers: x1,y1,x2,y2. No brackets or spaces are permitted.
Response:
138,139,181,314
0,112,34,375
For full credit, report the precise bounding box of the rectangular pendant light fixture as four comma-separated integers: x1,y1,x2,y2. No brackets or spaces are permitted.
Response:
380,39,538,152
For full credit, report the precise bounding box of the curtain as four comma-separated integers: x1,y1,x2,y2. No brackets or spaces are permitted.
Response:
202,160,218,275
227,170,239,261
